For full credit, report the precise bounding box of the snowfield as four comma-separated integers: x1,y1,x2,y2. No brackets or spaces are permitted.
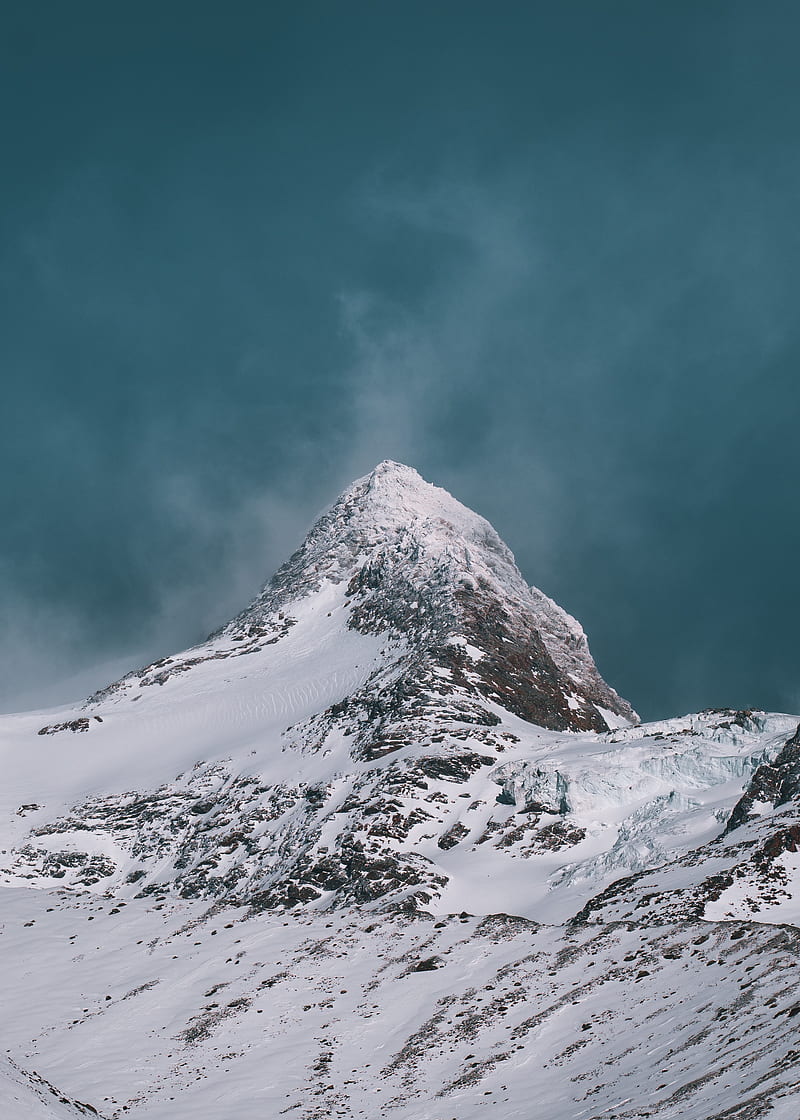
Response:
1,462,799,1118
2,888,800,1120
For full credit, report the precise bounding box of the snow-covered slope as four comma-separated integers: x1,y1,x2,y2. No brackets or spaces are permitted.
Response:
0,1054,99,1120
1,461,799,1118
3,888,800,1120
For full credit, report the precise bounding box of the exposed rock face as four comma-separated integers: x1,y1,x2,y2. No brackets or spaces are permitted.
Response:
726,722,800,833
224,460,638,734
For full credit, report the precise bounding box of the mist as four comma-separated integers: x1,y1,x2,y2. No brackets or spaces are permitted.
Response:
1,2,799,717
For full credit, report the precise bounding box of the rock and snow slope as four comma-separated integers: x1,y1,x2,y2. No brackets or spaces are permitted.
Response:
1,461,799,1118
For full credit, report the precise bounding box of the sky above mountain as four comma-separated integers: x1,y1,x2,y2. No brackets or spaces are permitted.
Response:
2,1,799,718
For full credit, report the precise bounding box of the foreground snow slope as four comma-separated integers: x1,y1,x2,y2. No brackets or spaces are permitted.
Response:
3,888,800,1120
1,462,799,1117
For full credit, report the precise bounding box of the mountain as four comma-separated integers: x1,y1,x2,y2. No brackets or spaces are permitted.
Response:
1,461,799,1119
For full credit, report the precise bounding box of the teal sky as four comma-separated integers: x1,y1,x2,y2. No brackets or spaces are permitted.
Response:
2,1,800,718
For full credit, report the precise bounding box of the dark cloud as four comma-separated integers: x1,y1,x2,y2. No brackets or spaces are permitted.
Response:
1,2,799,716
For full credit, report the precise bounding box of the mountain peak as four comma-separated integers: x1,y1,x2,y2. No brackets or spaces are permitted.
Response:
344,460,499,538
365,458,421,482
229,461,520,638
91,463,636,733
225,463,637,732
